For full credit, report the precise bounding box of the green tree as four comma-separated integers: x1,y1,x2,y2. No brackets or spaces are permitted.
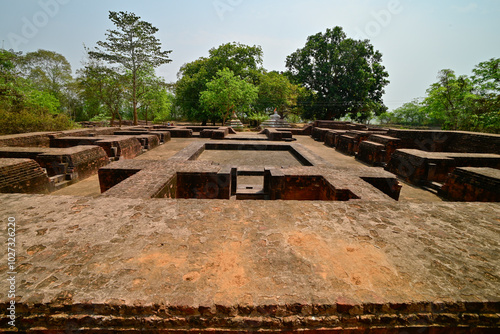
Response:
151,89,174,123
200,68,258,125
89,11,172,125
470,58,500,132
77,60,126,126
286,26,389,121
423,69,475,130
391,59,499,133
255,71,294,115
390,99,428,126
20,49,72,109
175,42,263,124
133,66,170,124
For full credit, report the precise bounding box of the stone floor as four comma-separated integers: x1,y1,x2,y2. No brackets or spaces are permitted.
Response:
1,134,498,332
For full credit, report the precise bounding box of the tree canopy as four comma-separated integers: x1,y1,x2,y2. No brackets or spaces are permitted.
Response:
379,58,500,133
0,49,74,134
255,71,295,116
3,14,498,135
89,11,172,125
200,68,258,124
286,26,389,122
175,42,263,124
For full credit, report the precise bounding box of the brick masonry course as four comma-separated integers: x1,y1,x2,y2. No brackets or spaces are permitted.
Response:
440,167,500,202
386,149,500,184
0,158,51,193
0,146,109,179
50,136,143,160
386,129,500,154
1,127,499,331
0,127,134,148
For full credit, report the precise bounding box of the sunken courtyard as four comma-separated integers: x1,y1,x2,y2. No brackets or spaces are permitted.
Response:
1,122,499,332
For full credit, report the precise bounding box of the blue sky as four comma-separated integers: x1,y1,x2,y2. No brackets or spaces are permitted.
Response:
1,0,499,110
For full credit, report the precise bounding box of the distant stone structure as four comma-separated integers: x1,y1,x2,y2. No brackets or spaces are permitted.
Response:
260,110,290,128
225,111,244,129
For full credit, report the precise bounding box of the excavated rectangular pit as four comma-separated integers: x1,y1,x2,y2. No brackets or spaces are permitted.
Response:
171,142,358,201
198,150,304,167
185,142,315,167
100,141,401,201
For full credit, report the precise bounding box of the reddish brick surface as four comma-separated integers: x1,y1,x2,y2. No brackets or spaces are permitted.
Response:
0,158,51,193
387,149,500,184
440,167,500,202
0,146,109,179
386,129,500,153
1,194,498,332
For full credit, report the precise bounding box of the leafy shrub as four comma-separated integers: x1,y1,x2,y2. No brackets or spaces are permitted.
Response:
247,111,269,127
0,109,76,135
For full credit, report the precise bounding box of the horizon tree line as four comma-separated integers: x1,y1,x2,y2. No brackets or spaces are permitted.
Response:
1,10,498,134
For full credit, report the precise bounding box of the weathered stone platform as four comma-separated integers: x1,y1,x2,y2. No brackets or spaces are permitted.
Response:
440,167,500,202
50,135,143,160
0,194,499,332
386,149,500,185
0,146,109,179
0,158,51,193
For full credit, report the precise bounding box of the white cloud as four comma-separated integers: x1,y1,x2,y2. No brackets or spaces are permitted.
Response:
453,2,478,13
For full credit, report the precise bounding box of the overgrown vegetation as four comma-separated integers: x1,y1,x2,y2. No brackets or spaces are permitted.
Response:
379,59,500,133
0,49,76,135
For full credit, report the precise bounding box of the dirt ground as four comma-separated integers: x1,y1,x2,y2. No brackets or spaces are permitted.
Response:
50,135,443,202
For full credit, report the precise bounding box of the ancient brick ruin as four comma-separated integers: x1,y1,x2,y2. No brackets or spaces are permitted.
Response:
0,122,499,332
311,121,500,202
98,141,400,201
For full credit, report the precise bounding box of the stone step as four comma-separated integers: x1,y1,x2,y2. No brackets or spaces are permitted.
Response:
53,180,71,191
235,185,267,200
428,181,444,191
49,174,66,184
422,181,443,195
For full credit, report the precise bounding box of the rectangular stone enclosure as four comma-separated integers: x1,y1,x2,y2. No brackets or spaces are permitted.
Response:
100,141,401,201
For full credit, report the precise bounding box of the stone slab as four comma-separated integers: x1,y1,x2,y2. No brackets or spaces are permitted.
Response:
97,141,401,201
50,136,143,160
387,149,500,184
386,129,500,154
440,167,500,202
0,194,499,331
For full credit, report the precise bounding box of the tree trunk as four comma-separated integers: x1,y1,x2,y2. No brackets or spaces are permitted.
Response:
133,71,138,125
145,106,148,125
116,107,123,127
